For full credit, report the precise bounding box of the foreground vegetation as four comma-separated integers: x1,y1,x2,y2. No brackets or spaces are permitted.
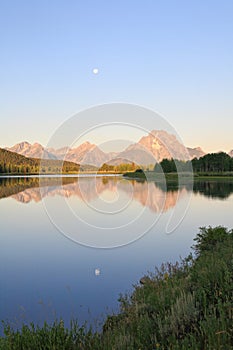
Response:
1,226,232,349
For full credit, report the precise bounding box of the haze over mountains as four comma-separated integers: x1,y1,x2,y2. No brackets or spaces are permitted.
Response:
5,129,231,167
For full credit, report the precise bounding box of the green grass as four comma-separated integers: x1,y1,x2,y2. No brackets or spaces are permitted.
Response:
1,226,233,349
0,320,102,350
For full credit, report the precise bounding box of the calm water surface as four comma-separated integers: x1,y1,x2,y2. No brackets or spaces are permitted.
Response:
0,176,233,331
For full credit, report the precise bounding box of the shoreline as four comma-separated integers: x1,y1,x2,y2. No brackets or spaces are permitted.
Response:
123,171,233,181
0,172,124,178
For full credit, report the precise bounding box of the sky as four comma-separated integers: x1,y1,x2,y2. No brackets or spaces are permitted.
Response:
1,0,233,153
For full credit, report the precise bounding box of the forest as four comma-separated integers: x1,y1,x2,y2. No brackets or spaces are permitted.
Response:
155,152,233,174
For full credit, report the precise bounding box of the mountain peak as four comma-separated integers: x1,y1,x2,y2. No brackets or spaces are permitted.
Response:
16,141,31,148
137,130,190,162
32,142,43,147
6,141,56,160
5,141,31,152
186,147,206,159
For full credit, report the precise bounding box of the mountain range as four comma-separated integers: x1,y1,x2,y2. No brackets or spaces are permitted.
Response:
5,129,231,166
5,130,206,166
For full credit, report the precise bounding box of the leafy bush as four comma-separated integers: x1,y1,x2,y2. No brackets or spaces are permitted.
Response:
193,225,233,256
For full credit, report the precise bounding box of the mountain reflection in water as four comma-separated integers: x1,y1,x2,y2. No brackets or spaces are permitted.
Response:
0,176,233,212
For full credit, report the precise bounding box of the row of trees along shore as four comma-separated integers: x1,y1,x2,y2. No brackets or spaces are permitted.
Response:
155,152,233,174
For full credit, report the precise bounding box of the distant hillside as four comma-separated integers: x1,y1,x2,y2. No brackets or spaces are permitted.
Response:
0,148,80,174
106,158,135,166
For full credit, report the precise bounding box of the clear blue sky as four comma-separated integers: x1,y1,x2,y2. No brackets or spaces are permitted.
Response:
1,0,233,152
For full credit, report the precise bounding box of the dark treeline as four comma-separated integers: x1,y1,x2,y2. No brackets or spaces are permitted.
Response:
192,152,233,173
0,148,80,174
155,152,233,174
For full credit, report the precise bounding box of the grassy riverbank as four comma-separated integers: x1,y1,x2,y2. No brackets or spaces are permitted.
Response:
1,226,232,349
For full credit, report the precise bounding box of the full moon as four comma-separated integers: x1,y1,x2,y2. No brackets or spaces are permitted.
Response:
92,68,99,75
95,268,101,276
